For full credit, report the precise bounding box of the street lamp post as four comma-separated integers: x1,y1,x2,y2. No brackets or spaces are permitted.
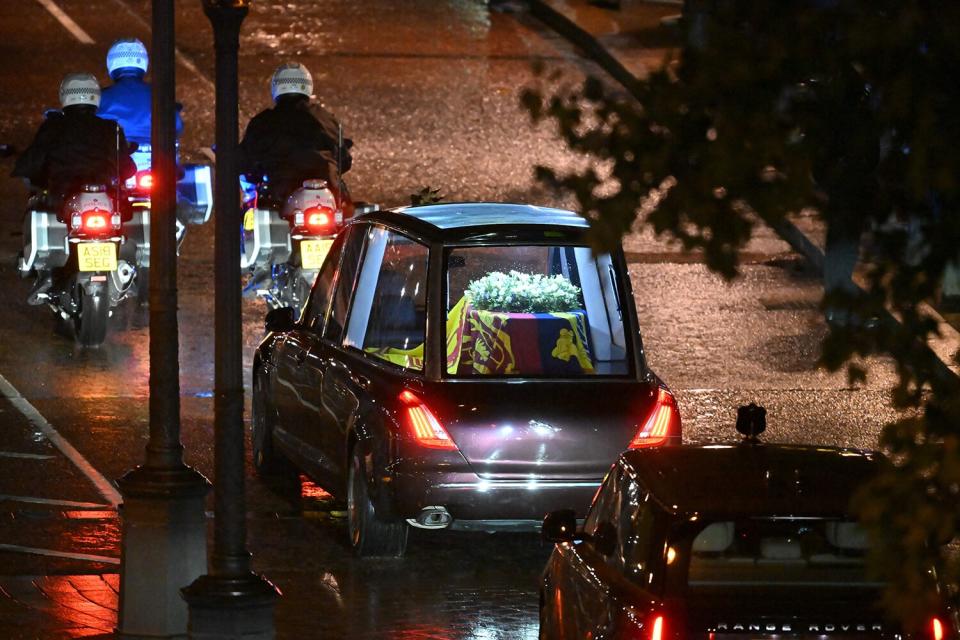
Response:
116,0,211,636
182,1,279,637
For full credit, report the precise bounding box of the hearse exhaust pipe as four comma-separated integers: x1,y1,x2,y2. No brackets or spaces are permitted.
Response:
409,506,453,529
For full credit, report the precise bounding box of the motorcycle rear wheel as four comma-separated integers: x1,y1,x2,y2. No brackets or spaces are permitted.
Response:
75,291,109,347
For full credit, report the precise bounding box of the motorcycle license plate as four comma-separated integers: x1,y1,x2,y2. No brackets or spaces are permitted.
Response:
77,242,117,272
301,239,333,269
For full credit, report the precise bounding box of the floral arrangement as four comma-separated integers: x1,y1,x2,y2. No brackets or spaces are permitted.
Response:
465,270,582,313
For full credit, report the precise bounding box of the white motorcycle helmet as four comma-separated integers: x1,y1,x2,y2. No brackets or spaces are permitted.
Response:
59,73,101,109
106,38,149,79
270,62,313,101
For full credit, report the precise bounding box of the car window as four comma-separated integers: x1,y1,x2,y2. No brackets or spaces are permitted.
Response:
444,245,629,377
323,225,366,343
301,231,347,333
343,227,428,371
676,518,880,590
618,479,658,584
584,464,622,536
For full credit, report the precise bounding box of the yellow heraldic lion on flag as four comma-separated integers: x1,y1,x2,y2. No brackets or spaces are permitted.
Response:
551,327,593,371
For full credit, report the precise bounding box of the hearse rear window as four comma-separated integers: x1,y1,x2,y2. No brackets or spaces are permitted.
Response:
444,245,629,377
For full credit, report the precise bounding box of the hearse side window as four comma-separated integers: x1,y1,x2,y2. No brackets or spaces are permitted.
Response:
323,225,366,343
302,231,347,333
343,227,428,372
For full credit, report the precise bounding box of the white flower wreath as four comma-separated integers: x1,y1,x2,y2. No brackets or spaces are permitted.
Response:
465,270,582,313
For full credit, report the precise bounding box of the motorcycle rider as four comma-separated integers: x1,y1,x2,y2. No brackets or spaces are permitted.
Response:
239,62,352,208
98,38,184,149
13,72,136,206
11,73,135,301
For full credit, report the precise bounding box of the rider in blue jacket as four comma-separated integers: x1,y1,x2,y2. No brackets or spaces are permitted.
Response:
98,38,183,153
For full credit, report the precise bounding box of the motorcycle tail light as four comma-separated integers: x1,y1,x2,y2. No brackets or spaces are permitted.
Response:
398,390,458,450
304,206,335,232
136,171,153,191
83,211,109,232
629,388,680,449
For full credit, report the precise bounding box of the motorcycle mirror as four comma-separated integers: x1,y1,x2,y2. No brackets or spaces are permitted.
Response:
264,307,296,333
353,202,380,216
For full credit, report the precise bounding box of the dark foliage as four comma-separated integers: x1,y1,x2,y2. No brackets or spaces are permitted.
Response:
523,0,960,626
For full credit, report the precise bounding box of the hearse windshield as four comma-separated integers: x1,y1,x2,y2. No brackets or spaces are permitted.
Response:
444,245,629,377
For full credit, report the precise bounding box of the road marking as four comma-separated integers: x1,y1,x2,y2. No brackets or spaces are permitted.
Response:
0,451,54,460
106,0,216,93
0,544,119,565
0,374,122,509
0,495,111,510
35,0,95,45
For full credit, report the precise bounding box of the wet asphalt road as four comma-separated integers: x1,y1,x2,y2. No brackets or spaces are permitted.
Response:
0,1,903,637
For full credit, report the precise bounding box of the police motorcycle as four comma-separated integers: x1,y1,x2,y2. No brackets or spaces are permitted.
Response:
241,176,362,314
20,184,136,347
123,143,213,304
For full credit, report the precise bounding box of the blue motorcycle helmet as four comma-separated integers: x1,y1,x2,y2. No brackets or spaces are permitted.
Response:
106,38,148,79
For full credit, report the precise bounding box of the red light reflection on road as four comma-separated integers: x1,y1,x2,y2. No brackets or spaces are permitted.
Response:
301,477,332,500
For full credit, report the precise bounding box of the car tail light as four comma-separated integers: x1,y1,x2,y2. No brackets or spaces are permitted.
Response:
623,612,667,640
932,617,946,640
398,390,458,450
650,615,665,640
136,171,153,191
629,388,680,449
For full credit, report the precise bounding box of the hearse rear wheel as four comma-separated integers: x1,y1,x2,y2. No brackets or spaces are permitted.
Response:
347,447,408,558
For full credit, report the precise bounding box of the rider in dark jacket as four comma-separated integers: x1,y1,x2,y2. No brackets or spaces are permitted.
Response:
12,73,136,207
13,72,136,302
239,62,352,207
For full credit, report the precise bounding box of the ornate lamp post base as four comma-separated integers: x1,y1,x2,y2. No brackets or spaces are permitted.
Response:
182,572,279,640
117,466,210,639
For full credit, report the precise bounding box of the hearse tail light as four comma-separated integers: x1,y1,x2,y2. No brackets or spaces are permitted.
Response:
399,390,458,451
629,388,680,449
